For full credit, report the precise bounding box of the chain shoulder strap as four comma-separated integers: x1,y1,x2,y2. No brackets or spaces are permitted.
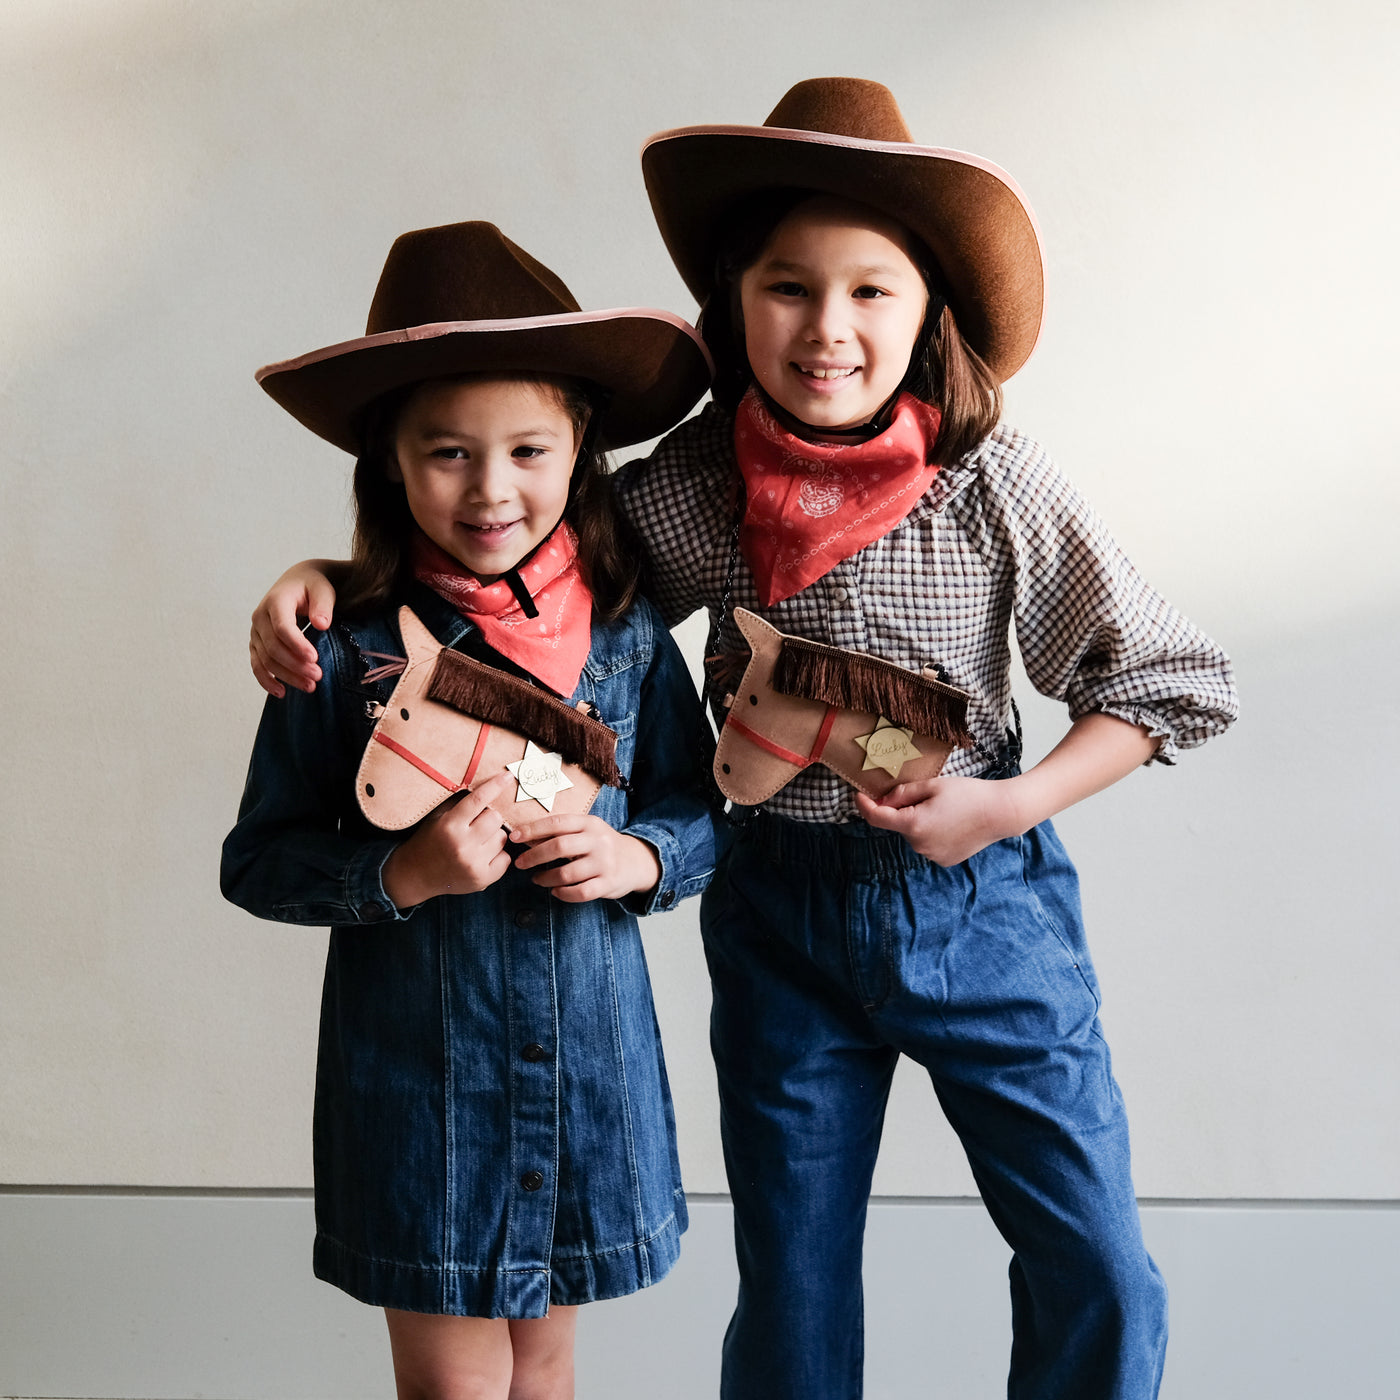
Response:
702,471,746,711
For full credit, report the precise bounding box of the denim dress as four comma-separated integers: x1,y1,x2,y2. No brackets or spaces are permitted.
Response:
221,585,722,1318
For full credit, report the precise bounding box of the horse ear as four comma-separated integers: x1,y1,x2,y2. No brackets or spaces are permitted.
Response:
734,607,778,650
396,606,443,665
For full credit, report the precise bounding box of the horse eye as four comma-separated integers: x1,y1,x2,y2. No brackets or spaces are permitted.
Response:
400,708,410,721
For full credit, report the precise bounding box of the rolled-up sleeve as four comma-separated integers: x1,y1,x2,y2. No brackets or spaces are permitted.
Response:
991,441,1238,763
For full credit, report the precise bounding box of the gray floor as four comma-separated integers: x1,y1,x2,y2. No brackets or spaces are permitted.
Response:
2,1192,1397,1398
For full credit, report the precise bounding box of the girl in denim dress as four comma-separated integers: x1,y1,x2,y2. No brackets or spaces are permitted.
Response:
222,221,722,1399
246,83,1238,1400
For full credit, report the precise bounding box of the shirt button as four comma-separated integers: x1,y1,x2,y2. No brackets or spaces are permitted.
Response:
520,1170,545,1192
513,908,536,928
521,1043,548,1063
831,586,848,603
362,902,385,919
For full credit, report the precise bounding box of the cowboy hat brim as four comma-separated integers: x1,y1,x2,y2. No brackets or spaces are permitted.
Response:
641,124,1045,382
257,308,714,454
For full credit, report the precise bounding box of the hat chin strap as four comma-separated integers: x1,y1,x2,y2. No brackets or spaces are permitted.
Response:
498,519,564,620
756,382,898,446
500,564,542,618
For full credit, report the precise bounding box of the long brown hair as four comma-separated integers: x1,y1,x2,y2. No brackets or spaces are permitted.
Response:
697,188,1003,466
340,374,642,622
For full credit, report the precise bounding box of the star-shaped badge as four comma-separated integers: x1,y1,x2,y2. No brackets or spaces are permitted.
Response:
506,741,574,812
852,716,923,779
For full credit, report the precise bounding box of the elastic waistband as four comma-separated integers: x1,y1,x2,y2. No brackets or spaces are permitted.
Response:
731,810,929,880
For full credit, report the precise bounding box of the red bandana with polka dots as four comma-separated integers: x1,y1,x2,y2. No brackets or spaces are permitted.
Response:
734,387,942,606
411,524,592,696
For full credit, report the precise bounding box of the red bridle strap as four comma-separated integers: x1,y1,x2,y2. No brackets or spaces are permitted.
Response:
373,730,464,793
461,723,493,789
725,704,838,770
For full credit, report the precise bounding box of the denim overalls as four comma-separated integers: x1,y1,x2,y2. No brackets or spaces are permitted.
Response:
222,586,723,1317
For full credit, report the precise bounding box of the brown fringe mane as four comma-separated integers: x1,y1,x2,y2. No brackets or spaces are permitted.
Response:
772,637,974,748
426,650,624,788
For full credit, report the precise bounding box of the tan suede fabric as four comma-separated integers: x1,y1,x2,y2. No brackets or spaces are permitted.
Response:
356,608,601,831
713,609,962,805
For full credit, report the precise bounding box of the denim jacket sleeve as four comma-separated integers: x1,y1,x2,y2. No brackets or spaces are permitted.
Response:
614,599,729,917
220,624,410,926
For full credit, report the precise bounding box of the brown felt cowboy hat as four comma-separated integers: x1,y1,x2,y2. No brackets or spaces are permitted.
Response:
641,77,1045,381
257,221,713,453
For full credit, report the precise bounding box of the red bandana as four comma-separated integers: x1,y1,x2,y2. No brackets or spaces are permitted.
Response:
734,388,942,606
411,525,593,696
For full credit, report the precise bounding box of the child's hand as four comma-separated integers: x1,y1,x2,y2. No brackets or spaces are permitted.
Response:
508,814,663,904
857,714,1159,865
854,775,1024,867
381,771,516,907
250,561,339,697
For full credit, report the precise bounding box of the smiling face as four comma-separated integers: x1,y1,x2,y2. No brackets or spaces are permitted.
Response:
737,196,929,432
389,376,582,581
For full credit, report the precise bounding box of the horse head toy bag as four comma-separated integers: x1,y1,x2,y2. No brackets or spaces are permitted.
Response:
355,604,622,829
711,607,973,806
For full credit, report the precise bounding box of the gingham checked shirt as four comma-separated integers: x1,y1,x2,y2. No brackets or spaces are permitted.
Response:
614,402,1238,824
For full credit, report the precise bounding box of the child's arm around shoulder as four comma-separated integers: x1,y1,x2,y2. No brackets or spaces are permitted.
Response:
611,403,736,630
246,405,728,691
224,620,516,923
222,621,413,925
249,559,349,697
247,406,731,692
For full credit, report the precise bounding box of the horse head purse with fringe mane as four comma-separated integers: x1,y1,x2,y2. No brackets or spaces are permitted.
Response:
713,609,974,806
355,607,623,831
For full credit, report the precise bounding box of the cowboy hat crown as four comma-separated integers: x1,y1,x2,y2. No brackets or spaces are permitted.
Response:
257,221,712,453
364,222,579,332
763,75,916,143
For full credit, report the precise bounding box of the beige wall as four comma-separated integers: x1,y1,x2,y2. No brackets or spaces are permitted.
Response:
2,0,1396,1197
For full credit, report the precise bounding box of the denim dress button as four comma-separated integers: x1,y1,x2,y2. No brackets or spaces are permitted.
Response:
658,890,676,909
520,1170,545,1192
514,908,536,928
521,1043,548,1063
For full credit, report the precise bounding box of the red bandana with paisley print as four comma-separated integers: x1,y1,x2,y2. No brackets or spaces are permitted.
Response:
411,524,592,696
733,387,942,606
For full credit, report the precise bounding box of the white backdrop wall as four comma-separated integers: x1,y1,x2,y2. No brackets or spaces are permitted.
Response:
2,0,1396,1209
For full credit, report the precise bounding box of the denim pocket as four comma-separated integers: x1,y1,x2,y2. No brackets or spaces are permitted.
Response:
699,856,747,944
1015,826,1102,1013
602,710,637,741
